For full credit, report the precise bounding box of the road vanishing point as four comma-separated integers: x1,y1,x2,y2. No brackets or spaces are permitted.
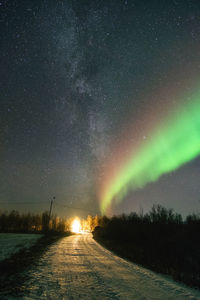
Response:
8,233,200,299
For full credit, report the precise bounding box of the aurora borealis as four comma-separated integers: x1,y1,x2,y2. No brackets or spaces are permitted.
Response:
100,90,200,214
1,0,200,217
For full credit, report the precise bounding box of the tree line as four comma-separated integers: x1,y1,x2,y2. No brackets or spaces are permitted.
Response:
93,205,200,289
0,210,69,233
0,210,100,233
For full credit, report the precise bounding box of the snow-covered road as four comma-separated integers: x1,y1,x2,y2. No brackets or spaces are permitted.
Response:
20,233,200,299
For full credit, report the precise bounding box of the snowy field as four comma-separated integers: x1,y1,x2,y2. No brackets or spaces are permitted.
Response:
0,233,43,262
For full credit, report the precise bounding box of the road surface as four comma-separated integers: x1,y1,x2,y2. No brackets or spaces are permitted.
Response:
16,234,200,299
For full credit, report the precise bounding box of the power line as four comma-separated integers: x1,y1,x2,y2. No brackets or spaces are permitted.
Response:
60,204,98,215
0,201,99,215
0,202,49,204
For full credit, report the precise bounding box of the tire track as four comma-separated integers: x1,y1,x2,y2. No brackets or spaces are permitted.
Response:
4,233,200,300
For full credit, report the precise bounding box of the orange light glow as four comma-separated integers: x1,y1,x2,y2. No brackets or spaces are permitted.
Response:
71,218,81,233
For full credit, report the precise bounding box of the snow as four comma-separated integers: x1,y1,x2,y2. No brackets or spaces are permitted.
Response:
18,233,200,299
0,233,43,262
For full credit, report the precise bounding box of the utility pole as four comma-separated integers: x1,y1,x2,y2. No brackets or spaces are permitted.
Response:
49,196,55,222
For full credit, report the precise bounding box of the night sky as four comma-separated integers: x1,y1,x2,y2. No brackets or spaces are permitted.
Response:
1,0,200,217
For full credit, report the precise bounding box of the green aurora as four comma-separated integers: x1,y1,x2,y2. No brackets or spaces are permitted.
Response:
101,91,200,214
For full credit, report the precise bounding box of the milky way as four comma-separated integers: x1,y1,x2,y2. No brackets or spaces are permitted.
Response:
1,1,200,217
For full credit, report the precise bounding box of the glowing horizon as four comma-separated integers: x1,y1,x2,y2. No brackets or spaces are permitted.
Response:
71,218,81,233
100,90,200,214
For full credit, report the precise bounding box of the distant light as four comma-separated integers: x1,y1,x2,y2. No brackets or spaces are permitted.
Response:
71,218,81,233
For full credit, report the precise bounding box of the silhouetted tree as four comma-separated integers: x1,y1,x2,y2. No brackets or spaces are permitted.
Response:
93,205,200,288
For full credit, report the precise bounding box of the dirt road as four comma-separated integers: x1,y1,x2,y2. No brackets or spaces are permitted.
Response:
11,233,200,299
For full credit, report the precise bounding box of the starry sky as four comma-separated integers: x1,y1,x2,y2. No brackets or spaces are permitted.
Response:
1,0,200,217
